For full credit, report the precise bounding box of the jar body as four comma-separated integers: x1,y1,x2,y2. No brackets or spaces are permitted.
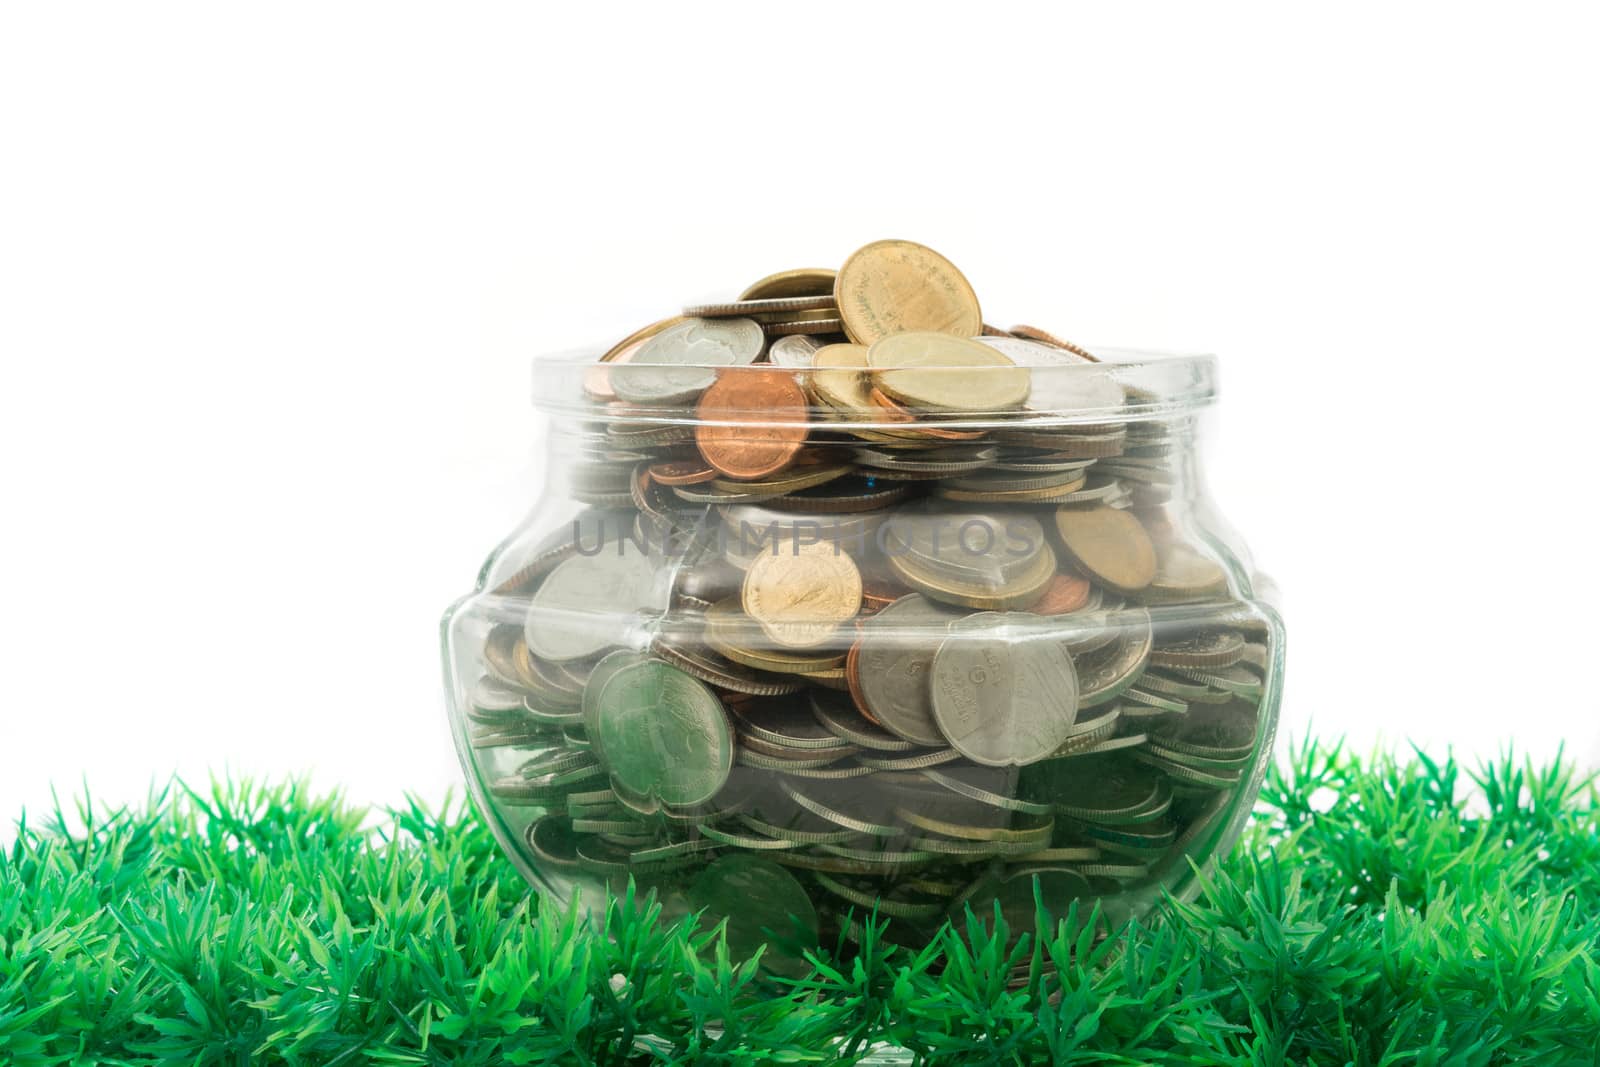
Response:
442,351,1282,965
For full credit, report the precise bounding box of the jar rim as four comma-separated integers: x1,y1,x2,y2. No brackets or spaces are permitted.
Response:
531,344,1218,429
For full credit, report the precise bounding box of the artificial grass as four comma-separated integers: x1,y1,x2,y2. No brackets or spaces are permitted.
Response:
3,740,1599,1066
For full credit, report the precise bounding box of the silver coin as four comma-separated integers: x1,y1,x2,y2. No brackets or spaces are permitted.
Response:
854,444,996,476
767,333,824,370
856,593,963,747
737,696,857,751
880,501,1047,586
610,317,764,404
1053,477,1126,506
975,336,1125,417
524,541,669,662
931,612,1080,767
1074,607,1153,708
808,689,921,752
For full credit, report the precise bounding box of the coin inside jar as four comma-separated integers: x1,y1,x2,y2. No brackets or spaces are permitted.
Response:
741,542,862,649
930,612,1080,767
693,368,810,481
1053,505,1158,593
867,332,1030,413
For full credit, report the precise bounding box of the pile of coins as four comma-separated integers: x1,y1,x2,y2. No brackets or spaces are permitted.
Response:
457,240,1275,967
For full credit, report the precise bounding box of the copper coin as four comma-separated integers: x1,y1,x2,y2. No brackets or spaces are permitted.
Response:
860,575,905,614
843,643,882,725
1032,571,1093,615
693,368,811,481
647,459,717,486
1009,324,1099,362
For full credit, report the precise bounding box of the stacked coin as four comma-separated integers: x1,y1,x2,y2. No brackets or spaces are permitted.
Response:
464,239,1274,967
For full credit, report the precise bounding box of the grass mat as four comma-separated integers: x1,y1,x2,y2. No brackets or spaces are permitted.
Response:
4,740,1600,1065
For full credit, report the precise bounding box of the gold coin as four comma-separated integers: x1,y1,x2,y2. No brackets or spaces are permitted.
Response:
1053,505,1158,592
834,239,982,345
766,317,846,336
705,601,847,674
808,343,875,417
738,268,838,301
867,333,1029,412
741,543,862,649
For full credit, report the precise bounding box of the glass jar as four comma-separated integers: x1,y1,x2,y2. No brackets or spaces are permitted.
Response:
441,343,1282,969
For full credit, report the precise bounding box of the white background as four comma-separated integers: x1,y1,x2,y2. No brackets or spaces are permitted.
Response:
4,4,1598,825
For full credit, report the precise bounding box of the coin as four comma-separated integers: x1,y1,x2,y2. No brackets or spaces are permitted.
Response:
905,767,1048,815
853,594,963,746
611,317,765,405
524,542,668,662
684,295,837,318
1149,628,1246,669
768,333,825,370
768,317,845,336
931,613,1080,767
890,547,1056,613
880,502,1049,585
647,459,717,486
590,657,734,810
1053,505,1157,593
867,333,1029,413
741,543,862,649
738,267,838,301
1032,571,1093,615
1073,607,1153,708
1008,324,1098,361
835,239,982,345
586,316,687,401
809,689,921,752
651,640,804,696
808,343,876,418
525,816,583,869
688,854,819,977
693,368,810,481
1031,753,1169,824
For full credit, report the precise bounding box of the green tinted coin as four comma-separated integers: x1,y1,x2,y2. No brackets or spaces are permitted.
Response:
525,816,583,870
592,658,734,811
1032,753,1169,824
1132,749,1243,789
688,855,819,978
812,872,946,919
1150,699,1260,758
1174,663,1264,701
583,649,649,738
